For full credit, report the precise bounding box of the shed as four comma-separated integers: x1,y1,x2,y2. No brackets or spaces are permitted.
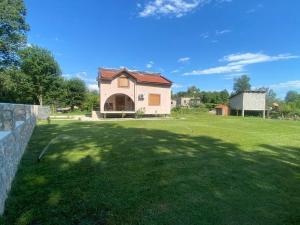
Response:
229,91,266,118
215,104,229,116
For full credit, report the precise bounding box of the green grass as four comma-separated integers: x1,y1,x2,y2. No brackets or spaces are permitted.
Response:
1,113,300,225
51,110,91,116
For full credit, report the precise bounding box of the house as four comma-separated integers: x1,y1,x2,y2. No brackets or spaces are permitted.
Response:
176,97,201,108
98,68,172,116
215,104,229,116
176,97,191,107
190,98,202,107
229,91,266,118
171,100,177,109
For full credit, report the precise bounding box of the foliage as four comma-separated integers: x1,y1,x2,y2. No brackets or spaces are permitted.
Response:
135,107,145,118
44,76,68,107
65,78,87,110
0,0,29,69
19,45,61,105
202,89,229,105
82,90,99,111
186,86,201,98
265,88,277,108
285,90,300,103
0,68,33,103
173,86,229,107
233,75,251,93
172,105,208,116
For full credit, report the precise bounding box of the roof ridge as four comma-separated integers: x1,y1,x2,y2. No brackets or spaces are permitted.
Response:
100,67,161,76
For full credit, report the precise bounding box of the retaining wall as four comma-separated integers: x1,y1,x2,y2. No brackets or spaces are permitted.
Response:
0,103,49,215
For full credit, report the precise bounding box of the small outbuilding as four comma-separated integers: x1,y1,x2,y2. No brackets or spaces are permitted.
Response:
215,104,229,116
229,91,266,118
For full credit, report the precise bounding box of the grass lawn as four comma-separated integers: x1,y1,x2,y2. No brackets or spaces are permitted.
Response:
1,113,300,225
51,110,91,116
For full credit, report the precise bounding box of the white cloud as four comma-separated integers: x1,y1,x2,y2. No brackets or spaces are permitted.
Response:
178,57,190,63
184,52,299,75
185,64,244,75
88,84,99,92
223,73,246,80
146,61,154,68
63,72,96,83
172,83,184,88
223,53,298,66
269,80,300,90
171,69,180,73
200,32,209,39
216,29,231,35
246,3,263,14
139,0,208,18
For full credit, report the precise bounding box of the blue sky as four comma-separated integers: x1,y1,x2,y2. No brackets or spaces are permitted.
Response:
25,0,300,98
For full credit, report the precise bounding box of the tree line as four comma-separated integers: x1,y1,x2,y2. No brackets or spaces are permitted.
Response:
173,75,300,118
0,0,98,112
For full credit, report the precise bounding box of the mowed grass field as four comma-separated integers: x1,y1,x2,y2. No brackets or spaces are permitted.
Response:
1,113,300,225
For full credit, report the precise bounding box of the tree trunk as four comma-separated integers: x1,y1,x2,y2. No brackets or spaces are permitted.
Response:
38,95,43,106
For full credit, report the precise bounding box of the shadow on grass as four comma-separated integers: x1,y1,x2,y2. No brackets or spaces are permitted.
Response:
1,122,300,225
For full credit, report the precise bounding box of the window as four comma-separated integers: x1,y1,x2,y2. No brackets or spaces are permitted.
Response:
138,94,144,101
118,75,129,87
148,94,161,106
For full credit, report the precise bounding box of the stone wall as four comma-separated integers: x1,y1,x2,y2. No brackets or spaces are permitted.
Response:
0,103,49,215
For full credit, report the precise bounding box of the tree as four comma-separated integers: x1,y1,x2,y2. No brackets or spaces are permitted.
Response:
0,0,29,69
0,69,33,103
219,89,229,104
266,88,277,108
83,90,99,111
233,75,251,93
65,78,87,110
285,91,300,103
19,45,61,105
186,86,201,98
44,76,68,107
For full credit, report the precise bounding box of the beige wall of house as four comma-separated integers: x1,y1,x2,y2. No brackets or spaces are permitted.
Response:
135,83,171,114
100,73,171,114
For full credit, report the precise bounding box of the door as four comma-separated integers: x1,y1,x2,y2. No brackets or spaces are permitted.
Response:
115,95,125,111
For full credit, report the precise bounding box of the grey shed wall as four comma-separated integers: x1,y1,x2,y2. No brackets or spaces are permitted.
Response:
229,92,266,111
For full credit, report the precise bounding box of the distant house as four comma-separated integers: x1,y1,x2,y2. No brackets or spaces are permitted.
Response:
229,91,266,118
98,68,172,116
176,97,191,107
176,97,201,108
171,100,177,109
215,104,229,116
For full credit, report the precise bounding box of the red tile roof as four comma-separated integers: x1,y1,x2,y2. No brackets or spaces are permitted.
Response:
99,68,172,86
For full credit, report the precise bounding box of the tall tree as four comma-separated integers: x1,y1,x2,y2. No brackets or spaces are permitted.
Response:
266,88,277,108
233,75,251,93
44,76,68,107
219,89,229,104
187,86,201,98
285,91,300,103
0,0,29,69
19,45,61,105
65,78,87,110
0,69,33,103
